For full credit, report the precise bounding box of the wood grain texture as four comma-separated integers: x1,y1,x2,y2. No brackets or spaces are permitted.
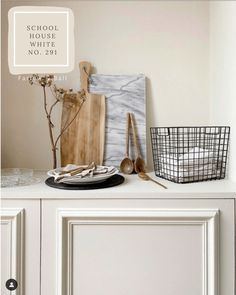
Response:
60,92,105,166
60,61,106,166
79,61,91,91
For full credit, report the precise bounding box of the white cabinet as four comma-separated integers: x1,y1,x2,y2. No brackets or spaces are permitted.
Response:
41,198,235,295
0,200,40,295
1,176,235,295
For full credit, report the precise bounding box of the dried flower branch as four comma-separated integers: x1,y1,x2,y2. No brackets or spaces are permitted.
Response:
29,74,86,169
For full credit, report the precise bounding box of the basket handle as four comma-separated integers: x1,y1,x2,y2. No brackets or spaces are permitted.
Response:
204,128,220,135
155,128,170,136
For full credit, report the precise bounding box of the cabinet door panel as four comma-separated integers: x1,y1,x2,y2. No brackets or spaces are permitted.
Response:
71,222,203,295
42,199,234,295
1,200,40,295
0,208,23,295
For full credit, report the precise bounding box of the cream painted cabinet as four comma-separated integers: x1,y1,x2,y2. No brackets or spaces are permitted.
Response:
0,200,40,295
41,198,235,295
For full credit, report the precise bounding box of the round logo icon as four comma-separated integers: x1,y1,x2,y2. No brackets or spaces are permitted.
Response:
6,279,18,291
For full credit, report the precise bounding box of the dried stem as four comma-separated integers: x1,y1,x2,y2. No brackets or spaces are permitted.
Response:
43,85,57,168
29,74,84,169
54,95,85,147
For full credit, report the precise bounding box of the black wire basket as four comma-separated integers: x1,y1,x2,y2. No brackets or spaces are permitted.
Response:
150,126,230,183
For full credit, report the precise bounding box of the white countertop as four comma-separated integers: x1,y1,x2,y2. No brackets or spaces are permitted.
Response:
1,171,236,199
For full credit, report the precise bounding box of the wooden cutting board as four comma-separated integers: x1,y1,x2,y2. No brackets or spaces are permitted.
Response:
60,62,106,166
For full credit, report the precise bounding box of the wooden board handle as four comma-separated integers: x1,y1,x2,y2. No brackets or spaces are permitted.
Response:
130,112,141,157
125,113,130,157
79,61,91,92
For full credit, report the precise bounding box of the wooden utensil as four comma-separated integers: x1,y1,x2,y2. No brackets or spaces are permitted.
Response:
60,62,106,166
138,172,168,189
56,162,96,182
58,162,96,176
129,112,146,173
120,113,134,174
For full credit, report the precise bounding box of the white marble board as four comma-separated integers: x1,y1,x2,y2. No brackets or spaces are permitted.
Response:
89,74,146,167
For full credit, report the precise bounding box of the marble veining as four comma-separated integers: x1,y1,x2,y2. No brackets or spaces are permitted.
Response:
89,74,146,167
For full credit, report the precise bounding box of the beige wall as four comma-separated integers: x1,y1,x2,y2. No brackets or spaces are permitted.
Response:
1,1,210,170
210,1,236,181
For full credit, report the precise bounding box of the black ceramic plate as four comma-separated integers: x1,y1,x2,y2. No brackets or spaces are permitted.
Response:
45,174,125,190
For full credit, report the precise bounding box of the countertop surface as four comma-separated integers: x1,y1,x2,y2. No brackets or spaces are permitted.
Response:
1,171,236,199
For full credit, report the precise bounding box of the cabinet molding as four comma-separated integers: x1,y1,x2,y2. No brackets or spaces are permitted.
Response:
0,208,24,295
57,208,219,295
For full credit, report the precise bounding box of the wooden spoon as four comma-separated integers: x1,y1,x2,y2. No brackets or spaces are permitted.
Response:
120,113,134,174
138,172,168,189
129,112,146,173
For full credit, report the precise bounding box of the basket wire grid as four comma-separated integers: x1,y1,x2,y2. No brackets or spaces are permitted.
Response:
150,126,230,183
